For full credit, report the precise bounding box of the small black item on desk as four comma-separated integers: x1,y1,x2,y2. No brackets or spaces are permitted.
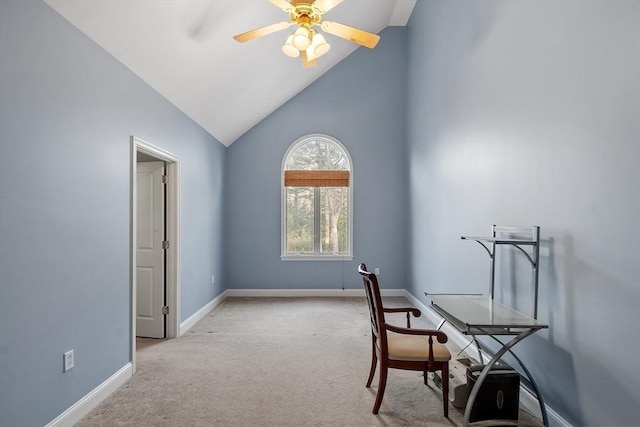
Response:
467,364,520,423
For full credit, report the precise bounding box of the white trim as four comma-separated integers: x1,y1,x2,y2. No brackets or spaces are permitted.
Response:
281,255,354,261
403,290,571,427
180,291,228,335
46,363,132,427
226,288,405,297
131,136,181,374
165,159,181,339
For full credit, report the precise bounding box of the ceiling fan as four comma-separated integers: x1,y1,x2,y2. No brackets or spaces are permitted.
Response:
233,0,380,68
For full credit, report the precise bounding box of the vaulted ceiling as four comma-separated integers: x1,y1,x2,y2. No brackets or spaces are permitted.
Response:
44,0,416,146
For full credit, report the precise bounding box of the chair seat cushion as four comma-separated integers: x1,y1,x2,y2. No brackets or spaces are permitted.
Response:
385,331,452,362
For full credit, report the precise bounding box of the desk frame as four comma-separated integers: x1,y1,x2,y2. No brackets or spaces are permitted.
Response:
427,293,549,427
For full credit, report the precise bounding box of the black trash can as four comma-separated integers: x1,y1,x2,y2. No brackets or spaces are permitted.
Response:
466,365,520,423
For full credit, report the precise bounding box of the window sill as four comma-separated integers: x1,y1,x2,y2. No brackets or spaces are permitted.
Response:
281,254,354,261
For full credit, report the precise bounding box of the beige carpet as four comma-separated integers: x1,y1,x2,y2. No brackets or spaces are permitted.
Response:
77,297,540,426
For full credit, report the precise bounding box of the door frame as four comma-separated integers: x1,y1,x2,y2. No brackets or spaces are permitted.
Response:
130,136,180,374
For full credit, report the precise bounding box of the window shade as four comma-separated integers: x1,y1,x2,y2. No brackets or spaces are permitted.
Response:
284,170,350,187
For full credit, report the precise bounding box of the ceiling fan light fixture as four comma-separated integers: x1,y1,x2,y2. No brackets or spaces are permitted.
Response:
310,32,330,58
233,0,380,68
282,35,300,57
292,27,311,50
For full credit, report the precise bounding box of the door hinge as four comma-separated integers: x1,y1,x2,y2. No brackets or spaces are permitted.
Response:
162,240,169,250
162,306,169,315
162,174,168,184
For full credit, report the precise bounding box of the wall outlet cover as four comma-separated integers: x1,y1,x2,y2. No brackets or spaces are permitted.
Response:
63,350,74,372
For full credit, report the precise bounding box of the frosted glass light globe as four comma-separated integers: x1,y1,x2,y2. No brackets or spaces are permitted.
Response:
292,27,311,51
282,35,300,57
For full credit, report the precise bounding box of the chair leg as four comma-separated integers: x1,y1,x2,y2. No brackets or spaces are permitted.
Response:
441,363,449,418
366,336,377,387
372,360,388,414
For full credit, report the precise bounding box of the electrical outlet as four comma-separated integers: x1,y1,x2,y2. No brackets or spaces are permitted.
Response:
375,268,380,275
211,275,215,285
63,350,74,372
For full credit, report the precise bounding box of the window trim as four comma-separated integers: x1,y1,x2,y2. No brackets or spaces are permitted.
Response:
281,134,353,261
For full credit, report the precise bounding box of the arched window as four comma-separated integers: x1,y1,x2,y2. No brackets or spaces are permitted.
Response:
281,134,353,260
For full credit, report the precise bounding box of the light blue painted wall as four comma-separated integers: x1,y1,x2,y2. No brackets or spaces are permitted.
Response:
406,1,640,426
226,28,408,290
0,1,226,425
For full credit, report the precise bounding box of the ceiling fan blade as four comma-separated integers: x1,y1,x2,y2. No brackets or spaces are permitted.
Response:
233,21,292,43
321,21,380,49
269,0,296,13
312,0,344,14
301,50,318,68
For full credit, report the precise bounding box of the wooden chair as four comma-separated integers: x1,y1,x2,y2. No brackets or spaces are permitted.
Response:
358,263,451,417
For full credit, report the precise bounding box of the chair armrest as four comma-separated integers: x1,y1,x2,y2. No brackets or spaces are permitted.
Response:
383,323,448,344
383,307,421,328
383,307,421,316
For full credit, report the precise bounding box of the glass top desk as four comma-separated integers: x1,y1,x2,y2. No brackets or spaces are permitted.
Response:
426,293,549,427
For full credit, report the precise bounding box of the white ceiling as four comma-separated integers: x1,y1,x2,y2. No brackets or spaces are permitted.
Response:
44,0,416,146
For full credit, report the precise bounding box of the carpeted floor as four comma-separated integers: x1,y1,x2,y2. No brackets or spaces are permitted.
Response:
77,297,540,426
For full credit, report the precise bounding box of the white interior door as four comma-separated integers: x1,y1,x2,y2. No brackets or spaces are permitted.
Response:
136,161,165,338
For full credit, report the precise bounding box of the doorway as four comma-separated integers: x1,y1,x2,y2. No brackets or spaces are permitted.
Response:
130,136,180,374
136,160,166,339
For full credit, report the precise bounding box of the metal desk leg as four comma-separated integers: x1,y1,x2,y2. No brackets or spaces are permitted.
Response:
463,328,539,427
486,336,549,427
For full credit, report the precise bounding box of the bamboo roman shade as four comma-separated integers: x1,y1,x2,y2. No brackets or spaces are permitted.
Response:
284,170,350,187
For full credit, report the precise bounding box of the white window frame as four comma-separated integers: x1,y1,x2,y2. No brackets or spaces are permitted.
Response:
281,134,353,261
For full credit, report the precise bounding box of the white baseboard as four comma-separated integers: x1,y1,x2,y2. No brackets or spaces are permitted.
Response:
180,290,228,336
46,363,132,427
225,288,405,297
403,290,570,427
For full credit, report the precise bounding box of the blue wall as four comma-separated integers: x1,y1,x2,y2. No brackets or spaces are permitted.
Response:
405,1,640,425
225,27,408,290
0,1,226,425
